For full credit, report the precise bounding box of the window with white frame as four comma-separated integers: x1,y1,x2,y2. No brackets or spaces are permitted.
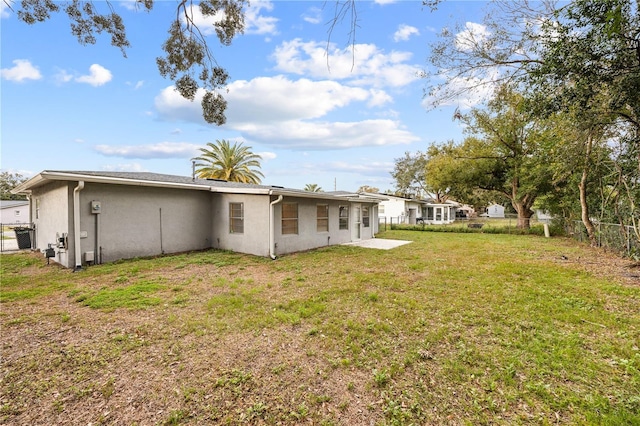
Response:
229,202,244,233
339,205,349,230
362,206,370,227
282,203,298,235
317,204,329,232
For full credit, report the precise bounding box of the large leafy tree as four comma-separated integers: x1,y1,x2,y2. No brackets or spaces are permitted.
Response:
357,185,379,193
192,139,263,184
6,0,245,125
390,152,428,199
427,0,639,238
427,86,557,229
0,172,27,200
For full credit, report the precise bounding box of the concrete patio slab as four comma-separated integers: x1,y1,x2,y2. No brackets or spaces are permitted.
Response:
342,238,412,250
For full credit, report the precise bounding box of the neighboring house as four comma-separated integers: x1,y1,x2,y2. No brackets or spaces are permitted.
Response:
366,193,423,225
12,171,382,269
421,198,458,225
484,203,505,218
366,193,457,225
0,200,30,224
535,209,553,223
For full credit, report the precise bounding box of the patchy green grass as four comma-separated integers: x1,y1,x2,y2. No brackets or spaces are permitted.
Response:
1,231,639,425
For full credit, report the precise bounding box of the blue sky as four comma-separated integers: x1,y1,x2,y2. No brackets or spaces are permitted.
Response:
1,0,486,192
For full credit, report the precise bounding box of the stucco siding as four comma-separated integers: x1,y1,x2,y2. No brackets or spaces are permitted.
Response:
32,181,72,267
211,193,271,257
0,204,30,224
78,183,212,264
273,198,357,256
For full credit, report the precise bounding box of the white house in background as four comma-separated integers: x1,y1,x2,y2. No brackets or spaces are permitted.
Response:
485,203,505,218
0,200,30,224
365,193,457,225
12,171,382,269
367,193,424,225
421,198,458,225
535,209,553,223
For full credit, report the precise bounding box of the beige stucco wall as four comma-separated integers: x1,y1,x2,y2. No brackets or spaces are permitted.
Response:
211,193,271,257
78,183,213,265
31,181,72,267
29,180,381,267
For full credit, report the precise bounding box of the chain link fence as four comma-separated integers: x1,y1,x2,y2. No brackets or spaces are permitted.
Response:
1,223,35,252
567,220,639,259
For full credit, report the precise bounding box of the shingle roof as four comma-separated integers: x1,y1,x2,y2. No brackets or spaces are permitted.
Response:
15,170,376,202
0,200,29,208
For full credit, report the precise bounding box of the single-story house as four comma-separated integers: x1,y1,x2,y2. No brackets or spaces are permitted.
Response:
421,198,459,225
484,203,505,218
535,209,553,223
0,199,30,224
366,193,424,225
364,193,458,225
12,171,382,269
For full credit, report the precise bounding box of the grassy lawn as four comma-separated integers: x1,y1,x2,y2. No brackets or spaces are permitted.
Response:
1,231,639,425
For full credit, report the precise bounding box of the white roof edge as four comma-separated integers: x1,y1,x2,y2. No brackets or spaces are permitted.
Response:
11,171,385,201
13,171,212,193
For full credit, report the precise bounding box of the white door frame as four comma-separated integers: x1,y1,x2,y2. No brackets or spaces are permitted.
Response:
351,203,361,240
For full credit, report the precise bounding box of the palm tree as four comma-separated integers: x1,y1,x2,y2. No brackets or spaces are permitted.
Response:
192,139,264,184
304,183,323,192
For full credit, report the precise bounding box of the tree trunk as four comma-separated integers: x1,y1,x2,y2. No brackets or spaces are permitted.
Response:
510,176,535,229
513,201,534,229
579,133,597,246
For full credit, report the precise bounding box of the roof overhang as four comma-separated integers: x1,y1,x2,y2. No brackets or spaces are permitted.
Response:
11,171,385,203
11,171,212,195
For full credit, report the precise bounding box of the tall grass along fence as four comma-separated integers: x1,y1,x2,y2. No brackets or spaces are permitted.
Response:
378,215,549,233
568,220,639,259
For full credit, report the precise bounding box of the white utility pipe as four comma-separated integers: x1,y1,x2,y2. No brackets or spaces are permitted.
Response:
269,195,283,259
73,181,84,270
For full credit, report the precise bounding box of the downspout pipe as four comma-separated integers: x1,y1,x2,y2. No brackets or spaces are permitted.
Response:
73,181,84,271
269,194,283,259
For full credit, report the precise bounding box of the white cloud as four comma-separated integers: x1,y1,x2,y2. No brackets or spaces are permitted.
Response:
1,59,42,82
94,142,200,159
226,76,372,123
244,0,278,35
54,68,73,84
119,1,138,11
239,119,418,150
1,1,11,18
155,76,375,125
154,74,417,151
302,7,322,24
256,151,277,161
184,0,277,37
455,22,490,52
126,80,144,90
374,0,396,4
271,39,420,88
101,163,148,172
367,89,393,107
393,24,420,42
423,68,500,110
76,64,112,86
